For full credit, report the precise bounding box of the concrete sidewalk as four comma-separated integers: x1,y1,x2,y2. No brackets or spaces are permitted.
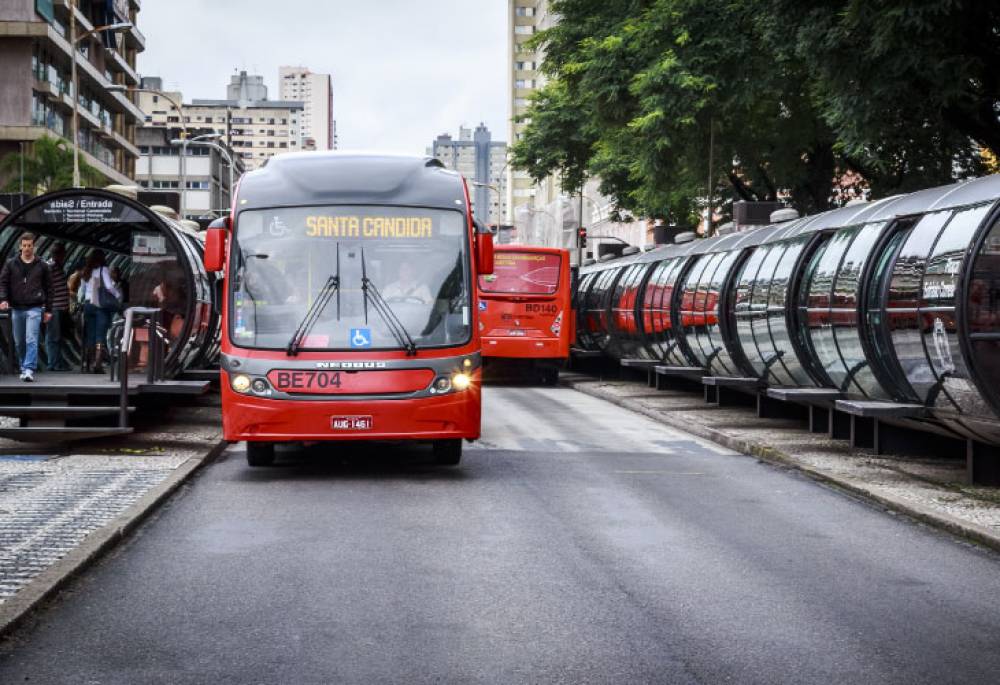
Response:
565,373,1000,552
0,400,224,637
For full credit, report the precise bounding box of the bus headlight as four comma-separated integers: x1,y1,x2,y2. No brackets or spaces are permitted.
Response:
251,378,270,395
230,373,252,393
451,372,471,391
433,377,452,393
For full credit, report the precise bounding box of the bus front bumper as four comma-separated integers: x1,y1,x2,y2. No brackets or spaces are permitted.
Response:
221,383,482,443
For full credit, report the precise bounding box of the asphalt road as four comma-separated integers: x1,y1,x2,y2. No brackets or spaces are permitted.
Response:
2,386,1000,684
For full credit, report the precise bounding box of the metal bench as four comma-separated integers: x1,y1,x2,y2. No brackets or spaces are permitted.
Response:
620,359,662,386
833,399,928,453
764,388,844,434
701,376,763,406
652,365,704,391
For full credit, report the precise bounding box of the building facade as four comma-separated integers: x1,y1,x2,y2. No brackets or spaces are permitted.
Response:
431,124,507,225
507,0,643,259
0,0,146,186
279,66,334,151
138,72,303,172
135,126,244,220
507,0,553,223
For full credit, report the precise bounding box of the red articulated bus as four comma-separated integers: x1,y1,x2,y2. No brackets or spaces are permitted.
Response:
202,152,494,467
477,245,572,384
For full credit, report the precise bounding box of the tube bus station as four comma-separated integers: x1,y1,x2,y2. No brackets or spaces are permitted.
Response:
575,175,1000,483
0,187,218,441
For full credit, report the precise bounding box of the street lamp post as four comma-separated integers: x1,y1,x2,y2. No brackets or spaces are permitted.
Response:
170,135,238,216
106,84,190,213
69,1,132,187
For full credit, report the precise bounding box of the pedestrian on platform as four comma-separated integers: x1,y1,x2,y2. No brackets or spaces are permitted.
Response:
79,250,121,374
45,242,72,372
0,232,53,382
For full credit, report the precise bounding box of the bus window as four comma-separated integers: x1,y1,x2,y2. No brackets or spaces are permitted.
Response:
479,251,561,295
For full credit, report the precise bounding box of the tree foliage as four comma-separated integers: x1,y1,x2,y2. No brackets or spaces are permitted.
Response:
511,0,994,226
0,136,102,195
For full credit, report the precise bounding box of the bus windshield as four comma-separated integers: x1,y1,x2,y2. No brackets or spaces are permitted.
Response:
479,250,561,295
231,205,471,351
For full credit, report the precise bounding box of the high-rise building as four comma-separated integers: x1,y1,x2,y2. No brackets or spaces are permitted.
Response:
226,71,268,102
279,66,334,150
138,73,304,174
0,0,146,185
507,1,632,256
507,0,553,223
431,124,507,225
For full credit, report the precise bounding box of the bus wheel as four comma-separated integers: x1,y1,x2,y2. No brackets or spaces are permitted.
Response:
539,366,559,386
432,439,462,466
246,442,275,467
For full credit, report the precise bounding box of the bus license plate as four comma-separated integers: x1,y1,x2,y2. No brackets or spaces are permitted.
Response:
331,415,372,431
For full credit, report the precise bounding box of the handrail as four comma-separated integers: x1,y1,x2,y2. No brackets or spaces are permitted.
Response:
116,307,161,428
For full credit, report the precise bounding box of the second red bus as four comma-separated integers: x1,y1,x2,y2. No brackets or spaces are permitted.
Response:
477,245,572,384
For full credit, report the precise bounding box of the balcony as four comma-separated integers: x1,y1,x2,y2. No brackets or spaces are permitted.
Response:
105,48,139,85
124,24,145,51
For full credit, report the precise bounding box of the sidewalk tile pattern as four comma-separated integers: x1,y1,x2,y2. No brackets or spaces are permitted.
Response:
0,455,186,603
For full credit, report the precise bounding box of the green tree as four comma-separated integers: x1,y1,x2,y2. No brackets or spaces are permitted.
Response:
770,0,992,195
0,136,102,195
512,0,993,228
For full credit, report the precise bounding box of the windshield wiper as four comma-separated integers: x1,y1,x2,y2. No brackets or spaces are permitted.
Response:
360,247,417,356
286,244,341,356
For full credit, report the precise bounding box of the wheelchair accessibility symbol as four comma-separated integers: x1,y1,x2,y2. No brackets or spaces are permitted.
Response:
350,328,372,348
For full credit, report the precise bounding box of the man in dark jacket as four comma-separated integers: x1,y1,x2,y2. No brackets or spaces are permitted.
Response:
0,233,53,382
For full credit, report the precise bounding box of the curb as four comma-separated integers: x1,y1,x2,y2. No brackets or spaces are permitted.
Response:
568,380,1000,555
0,439,230,639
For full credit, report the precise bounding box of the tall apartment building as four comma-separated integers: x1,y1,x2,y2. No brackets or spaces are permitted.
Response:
431,124,508,225
279,66,334,151
507,0,554,224
507,1,635,256
138,72,303,173
0,0,146,186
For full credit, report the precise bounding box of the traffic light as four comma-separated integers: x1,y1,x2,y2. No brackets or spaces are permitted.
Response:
577,226,587,248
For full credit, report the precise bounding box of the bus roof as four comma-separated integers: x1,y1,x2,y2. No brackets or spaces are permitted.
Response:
236,152,468,212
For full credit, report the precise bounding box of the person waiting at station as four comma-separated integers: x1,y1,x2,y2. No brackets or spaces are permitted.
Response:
110,266,129,305
44,242,72,372
78,250,122,374
151,267,186,340
0,232,54,382
383,261,433,305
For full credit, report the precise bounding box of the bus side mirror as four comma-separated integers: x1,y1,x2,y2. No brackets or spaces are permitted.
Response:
204,227,228,273
476,230,494,275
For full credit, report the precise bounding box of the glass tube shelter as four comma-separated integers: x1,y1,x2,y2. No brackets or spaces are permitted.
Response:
0,188,221,377
577,175,1000,444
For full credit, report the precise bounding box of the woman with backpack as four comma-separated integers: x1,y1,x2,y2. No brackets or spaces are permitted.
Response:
78,250,121,374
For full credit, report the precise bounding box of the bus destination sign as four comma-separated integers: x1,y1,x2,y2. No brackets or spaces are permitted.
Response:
305,215,433,239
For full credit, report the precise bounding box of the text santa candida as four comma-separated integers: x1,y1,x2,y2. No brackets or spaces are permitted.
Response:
305,215,434,239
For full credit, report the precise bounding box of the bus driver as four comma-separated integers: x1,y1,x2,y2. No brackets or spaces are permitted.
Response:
383,261,433,305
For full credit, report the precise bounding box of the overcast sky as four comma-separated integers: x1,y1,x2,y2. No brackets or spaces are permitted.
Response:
137,0,509,154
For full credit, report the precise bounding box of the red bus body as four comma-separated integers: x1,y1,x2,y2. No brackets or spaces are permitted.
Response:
206,153,491,463
477,246,573,361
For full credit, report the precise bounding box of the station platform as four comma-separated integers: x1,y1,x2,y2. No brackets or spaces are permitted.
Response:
0,372,211,442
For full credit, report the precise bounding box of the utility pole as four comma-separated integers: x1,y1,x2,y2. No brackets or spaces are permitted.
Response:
706,118,715,236
70,0,79,186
